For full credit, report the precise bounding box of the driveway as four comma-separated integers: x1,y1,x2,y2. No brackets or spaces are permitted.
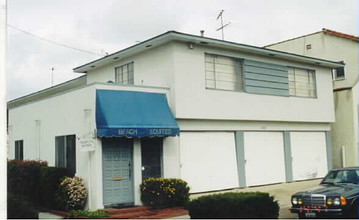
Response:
190,179,322,219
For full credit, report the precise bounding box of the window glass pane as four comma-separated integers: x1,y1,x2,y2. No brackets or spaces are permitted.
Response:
288,67,316,98
15,140,23,160
205,62,215,72
115,62,134,84
55,136,66,167
141,138,162,181
205,54,243,91
66,135,76,175
205,54,215,63
205,80,215,88
335,67,345,79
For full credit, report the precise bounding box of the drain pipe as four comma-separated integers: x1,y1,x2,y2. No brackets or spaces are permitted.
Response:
341,145,346,167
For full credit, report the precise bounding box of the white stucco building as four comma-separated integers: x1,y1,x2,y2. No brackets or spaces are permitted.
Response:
7,31,344,210
266,29,359,168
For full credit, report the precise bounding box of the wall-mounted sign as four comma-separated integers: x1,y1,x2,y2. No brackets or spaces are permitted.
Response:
78,137,95,152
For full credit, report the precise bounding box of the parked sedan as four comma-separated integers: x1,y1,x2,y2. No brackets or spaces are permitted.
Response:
290,167,359,218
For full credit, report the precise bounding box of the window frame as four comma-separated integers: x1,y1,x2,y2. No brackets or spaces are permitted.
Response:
15,140,24,160
115,62,134,84
55,135,76,174
332,67,345,80
205,53,244,92
288,66,317,98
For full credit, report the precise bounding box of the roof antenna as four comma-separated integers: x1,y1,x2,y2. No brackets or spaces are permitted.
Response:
216,10,231,40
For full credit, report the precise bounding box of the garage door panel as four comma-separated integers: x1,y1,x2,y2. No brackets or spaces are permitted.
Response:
180,132,239,193
244,132,286,186
291,132,327,181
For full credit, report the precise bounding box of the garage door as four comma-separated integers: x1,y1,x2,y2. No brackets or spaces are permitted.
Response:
179,132,239,193
244,132,286,186
291,132,328,181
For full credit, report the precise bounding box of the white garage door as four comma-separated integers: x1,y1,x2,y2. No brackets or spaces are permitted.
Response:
291,132,328,181
179,132,239,193
244,132,286,186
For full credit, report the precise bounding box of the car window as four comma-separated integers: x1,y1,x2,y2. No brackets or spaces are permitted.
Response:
322,170,359,185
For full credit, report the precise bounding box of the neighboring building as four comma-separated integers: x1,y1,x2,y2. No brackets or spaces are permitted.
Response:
7,31,343,210
266,29,359,168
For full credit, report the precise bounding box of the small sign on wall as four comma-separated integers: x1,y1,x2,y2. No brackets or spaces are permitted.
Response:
78,133,95,152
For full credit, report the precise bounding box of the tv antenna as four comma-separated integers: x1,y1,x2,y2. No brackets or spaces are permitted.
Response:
216,10,231,40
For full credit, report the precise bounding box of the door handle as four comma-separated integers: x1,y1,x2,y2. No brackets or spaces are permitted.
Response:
112,177,124,181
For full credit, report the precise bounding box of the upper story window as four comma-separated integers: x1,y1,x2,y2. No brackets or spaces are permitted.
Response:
205,54,244,91
288,67,317,98
15,140,23,160
115,62,134,84
55,135,76,175
332,67,345,80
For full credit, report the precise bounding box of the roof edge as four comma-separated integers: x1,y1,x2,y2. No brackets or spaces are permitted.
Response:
266,28,359,47
74,30,345,73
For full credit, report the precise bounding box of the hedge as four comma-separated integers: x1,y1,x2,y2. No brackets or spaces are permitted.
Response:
140,178,190,209
7,193,39,219
188,192,280,219
7,160,48,206
39,166,74,209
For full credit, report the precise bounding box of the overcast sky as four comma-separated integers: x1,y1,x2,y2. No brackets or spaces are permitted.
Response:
6,0,358,100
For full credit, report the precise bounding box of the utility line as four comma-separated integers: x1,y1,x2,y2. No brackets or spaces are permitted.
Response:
7,24,103,57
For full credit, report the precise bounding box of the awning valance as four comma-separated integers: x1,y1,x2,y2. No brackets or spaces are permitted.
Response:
96,90,180,138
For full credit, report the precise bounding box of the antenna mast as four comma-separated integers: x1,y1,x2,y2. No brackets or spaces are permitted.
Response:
216,10,231,40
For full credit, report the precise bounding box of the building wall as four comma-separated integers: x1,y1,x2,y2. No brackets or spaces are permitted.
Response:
8,83,174,210
172,41,335,122
86,43,175,88
8,85,101,209
266,33,359,167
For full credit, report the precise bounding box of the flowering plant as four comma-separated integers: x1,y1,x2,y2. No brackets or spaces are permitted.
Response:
56,176,87,210
140,177,190,208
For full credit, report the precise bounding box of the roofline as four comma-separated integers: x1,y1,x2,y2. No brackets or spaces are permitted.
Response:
266,28,359,47
73,30,344,73
8,75,86,108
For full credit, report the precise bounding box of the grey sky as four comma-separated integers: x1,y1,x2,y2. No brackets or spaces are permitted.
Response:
6,0,358,100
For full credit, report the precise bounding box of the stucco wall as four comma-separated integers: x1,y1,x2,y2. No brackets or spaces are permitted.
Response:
266,32,358,167
172,42,335,122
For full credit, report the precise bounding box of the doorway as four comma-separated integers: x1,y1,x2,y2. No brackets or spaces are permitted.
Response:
102,138,134,207
141,138,163,181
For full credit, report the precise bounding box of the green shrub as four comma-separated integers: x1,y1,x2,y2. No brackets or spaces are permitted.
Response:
39,166,74,208
188,192,279,219
56,176,88,211
140,177,190,209
69,210,110,218
7,159,48,205
7,193,39,219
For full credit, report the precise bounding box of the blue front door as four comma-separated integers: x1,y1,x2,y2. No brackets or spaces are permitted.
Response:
102,138,134,206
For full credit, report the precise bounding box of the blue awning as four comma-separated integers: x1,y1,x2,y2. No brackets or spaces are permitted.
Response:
96,90,180,138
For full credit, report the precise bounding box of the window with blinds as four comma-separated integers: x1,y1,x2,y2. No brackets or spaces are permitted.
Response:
115,62,134,84
205,54,244,91
288,67,317,98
